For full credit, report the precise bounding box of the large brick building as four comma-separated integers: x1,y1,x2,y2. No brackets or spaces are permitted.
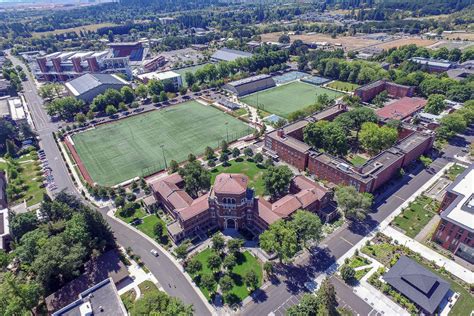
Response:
264,106,435,193
354,80,415,103
150,173,332,243
432,164,473,264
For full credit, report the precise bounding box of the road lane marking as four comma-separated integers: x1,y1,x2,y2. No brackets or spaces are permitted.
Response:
340,236,354,246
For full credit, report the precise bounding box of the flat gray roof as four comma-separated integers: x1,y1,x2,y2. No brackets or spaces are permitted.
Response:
65,73,128,96
53,278,126,316
211,48,253,62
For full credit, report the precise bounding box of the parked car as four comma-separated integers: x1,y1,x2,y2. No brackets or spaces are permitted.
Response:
150,249,159,257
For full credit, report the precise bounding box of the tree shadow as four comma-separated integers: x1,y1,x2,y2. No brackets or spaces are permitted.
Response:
250,288,268,303
347,216,378,236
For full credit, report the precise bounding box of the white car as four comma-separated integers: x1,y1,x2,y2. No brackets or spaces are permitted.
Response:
150,249,159,257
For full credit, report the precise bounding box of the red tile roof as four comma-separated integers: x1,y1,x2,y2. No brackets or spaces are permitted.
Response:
376,97,427,120
256,176,329,224
213,173,248,195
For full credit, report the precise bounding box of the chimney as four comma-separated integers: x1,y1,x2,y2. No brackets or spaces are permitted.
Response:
277,129,284,138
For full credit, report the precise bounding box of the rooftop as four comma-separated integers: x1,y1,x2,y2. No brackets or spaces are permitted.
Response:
226,74,273,87
411,57,454,69
376,97,427,120
211,47,253,62
383,256,450,314
213,173,249,195
65,73,129,96
52,278,127,316
8,97,26,121
441,164,474,231
45,250,129,313
137,70,181,81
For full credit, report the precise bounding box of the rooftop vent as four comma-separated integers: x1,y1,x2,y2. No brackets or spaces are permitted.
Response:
337,163,351,172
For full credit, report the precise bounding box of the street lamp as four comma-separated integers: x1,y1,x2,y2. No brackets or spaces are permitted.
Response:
160,144,168,170
225,121,229,142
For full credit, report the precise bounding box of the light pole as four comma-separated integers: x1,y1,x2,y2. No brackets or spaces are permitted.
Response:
225,121,229,142
160,144,168,170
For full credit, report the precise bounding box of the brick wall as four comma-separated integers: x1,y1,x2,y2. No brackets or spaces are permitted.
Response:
433,219,474,257
370,155,404,191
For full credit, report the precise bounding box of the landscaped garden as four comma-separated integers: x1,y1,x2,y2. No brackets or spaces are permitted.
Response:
210,159,267,196
445,163,466,181
347,154,367,166
391,195,439,238
339,252,372,283
185,234,263,305
0,150,46,207
362,234,473,316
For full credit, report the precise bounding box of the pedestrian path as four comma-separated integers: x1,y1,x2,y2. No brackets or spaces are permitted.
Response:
383,226,474,283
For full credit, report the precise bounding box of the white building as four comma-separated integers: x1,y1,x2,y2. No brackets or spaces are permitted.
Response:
0,209,10,250
8,97,27,124
137,70,182,89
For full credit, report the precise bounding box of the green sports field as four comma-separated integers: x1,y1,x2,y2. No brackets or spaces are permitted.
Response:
240,81,342,118
72,101,251,186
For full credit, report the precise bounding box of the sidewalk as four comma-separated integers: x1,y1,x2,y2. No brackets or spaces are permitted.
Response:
107,209,217,316
308,162,457,315
383,226,474,283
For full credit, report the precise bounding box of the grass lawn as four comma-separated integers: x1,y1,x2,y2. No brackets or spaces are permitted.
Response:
233,108,247,117
137,214,168,244
138,280,159,295
192,248,217,300
445,164,466,181
192,249,262,303
392,196,438,238
116,207,147,223
348,154,367,166
0,153,45,206
173,64,209,87
348,255,371,269
240,81,342,118
72,101,252,186
355,268,372,280
327,80,360,92
120,288,137,311
229,251,263,302
210,159,267,196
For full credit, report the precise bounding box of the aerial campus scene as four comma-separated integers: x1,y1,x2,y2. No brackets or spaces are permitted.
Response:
0,0,473,315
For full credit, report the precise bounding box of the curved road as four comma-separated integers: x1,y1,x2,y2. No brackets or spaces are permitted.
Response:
8,53,212,316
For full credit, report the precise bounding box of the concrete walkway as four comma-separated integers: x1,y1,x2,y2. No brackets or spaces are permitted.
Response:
308,162,458,315
383,226,474,284
414,214,440,242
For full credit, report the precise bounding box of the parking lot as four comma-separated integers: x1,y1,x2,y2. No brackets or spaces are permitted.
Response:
38,148,58,192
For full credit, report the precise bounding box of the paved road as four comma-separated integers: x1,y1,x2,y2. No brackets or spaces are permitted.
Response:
241,133,473,316
8,54,212,316
9,54,76,195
